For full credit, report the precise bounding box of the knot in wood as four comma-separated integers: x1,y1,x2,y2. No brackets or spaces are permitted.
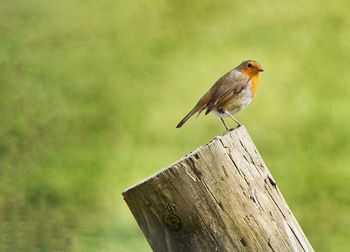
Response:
164,213,182,232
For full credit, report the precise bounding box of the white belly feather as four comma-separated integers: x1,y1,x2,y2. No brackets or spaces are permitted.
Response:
214,82,253,117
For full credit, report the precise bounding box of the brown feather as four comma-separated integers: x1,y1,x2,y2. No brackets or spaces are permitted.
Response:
205,70,249,114
176,92,211,128
176,63,253,128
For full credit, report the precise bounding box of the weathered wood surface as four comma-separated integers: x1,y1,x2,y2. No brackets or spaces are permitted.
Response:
123,126,314,252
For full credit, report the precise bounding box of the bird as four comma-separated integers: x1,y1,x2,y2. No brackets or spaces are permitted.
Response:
176,60,264,130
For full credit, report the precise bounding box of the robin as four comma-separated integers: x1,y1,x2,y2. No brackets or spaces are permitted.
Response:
176,60,264,130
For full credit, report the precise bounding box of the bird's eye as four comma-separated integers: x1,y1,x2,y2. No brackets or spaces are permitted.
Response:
247,63,252,68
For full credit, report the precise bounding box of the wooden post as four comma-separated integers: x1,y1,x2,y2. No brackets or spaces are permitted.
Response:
122,126,314,252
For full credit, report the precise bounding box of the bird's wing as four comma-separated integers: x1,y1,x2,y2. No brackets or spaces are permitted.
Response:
176,69,249,128
205,70,250,114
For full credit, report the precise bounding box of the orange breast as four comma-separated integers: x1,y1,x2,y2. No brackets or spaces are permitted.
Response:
250,74,259,97
241,69,260,97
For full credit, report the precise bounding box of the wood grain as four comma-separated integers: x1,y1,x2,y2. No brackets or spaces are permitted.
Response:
123,126,314,252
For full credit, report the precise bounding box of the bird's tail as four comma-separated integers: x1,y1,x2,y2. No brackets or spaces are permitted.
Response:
176,107,199,128
176,92,211,128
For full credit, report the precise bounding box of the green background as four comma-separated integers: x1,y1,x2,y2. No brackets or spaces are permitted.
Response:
1,0,350,251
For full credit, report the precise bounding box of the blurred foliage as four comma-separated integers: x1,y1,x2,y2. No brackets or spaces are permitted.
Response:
0,0,350,251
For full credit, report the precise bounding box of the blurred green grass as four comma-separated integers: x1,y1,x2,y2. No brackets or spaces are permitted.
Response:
1,0,350,251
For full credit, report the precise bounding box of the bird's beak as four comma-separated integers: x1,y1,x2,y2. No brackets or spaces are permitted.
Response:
258,68,264,72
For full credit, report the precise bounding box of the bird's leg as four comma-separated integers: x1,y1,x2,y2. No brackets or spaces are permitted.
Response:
225,111,241,126
220,117,229,131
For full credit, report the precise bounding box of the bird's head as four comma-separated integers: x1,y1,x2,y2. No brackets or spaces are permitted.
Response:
238,60,264,77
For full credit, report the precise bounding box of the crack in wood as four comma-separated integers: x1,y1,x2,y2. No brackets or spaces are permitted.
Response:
240,237,248,247
250,189,261,209
219,139,229,149
268,238,276,252
227,153,246,180
169,165,227,248
266,188,286,218
267,175,277,187
186,159,243,249
191,167,241,230
186,158,202,179
284,220,299,252
221,165,229,177
240,143,264,176
196,211,224,252
287,222,310,252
